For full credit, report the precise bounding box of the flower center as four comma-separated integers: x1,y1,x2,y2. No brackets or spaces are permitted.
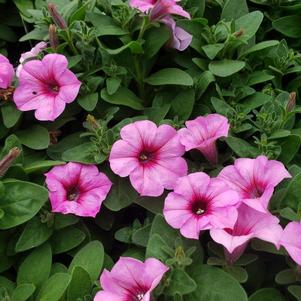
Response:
191,200,207,216
249,184,264,198
50,84,59,92
134,293,144,301
67,186,80,201
139,151,153,163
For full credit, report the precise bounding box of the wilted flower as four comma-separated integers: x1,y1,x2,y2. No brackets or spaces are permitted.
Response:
130,0,190,20
218,156,291,213
14,53,81,121
94,257,169,301
109,120,187,197
210,204,283,263
163,172,240,240
0,147,21,177
280,221,301,265
162,16,192,51
179,114,230,164
45,162,112,217
16,41,47,77
0,54,14,89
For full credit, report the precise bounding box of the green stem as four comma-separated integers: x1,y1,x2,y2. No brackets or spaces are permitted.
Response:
66,29,78,55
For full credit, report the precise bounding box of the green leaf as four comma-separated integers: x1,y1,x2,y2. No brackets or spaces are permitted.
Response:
104,166,138,211
278,135,301,164
0,180,48,229
209,60,245,77
221,0,248,21
15,217,53,253
281,172,301,211
24,160,64,174
17,125,50,150
211,97,233,115
226,137,260,158
241,92,273,113
17,243,52,288
224,266,248,283
51,227,86,254
279,207,299,221
145,68,193,86
273,15,301,38
101,87,144,110
106,78,121,95
87,12,128,36
249,288,286,301
275,269,297,285
11,283,35,301
247,71,274,86
170,88,195,120
195,71,215,97
240,40,279,57
288,285,301,301
37,273,71,301
235,11,263,42
54,214,79,230
69,241,104,281
165,269,197,296
144,25,170,58
1,103,22,128
78,93,98,111
186,265,248,301
202,44,224,60
67,266,91,301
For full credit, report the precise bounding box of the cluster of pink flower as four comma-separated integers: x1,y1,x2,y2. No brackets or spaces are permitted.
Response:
130,0,192,51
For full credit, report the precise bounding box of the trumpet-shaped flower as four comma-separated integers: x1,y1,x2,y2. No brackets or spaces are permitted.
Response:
210,204,283,263
162,16,192,51
130,0,190,20
94,257,169,301
179,114,230,164
218,156,291,213
163,172,240,240
13,53,81,121
45,162,112,217
109,120,187,197
16,42,47,77
0,54,14,89
280,221,301,265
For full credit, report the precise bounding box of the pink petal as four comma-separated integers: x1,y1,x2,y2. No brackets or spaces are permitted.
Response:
43,53,68,78
109,140,139,177
143,258,169,290
129,165,164,197
94,291,122,301
34,95,66,121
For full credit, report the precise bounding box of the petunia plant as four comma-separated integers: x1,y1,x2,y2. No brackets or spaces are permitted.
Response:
1,0,301,301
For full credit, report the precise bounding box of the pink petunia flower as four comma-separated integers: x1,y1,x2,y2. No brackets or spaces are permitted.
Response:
163,172,240,240
109,120,188,197
218,156,291,213
13,53,81,121
162,16,192,51
16,42,47,77
179,114,230,164
94,257,169,301
0,54,14,89
210,204,283,263
280,221,301,265
45,162,112,217
130,0,190,20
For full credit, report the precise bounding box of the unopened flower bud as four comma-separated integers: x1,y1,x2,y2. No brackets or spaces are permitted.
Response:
287,92,296,112
0,147,21,177
234,28,245,38
48,3,67,29
49,24,59,49
86,114,100,130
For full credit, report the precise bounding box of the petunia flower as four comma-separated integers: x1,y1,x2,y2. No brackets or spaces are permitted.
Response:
280,221,301,266
16,42,47,77
13,53,81,121
45,162,112,217
162,16,192,51
94,257,169,301
179,114,230,164
210,204,283,263
163,172,240,240
130,0,190,20
109,120,187,197
218,156,291,213
0,54,14,89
